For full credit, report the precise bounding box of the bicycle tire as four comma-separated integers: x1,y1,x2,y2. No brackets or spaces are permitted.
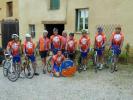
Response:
93,54,98,73
7,65,19,82
77,64,83,73
110,64,115,73
3,68,8,77
47,62,52,73
15,63,21,76
2,60,9,77
47,56,52,73
24,63,34,79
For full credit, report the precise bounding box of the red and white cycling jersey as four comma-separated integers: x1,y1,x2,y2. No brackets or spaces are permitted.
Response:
79,36,90,51
67,39,77,52
95,33,106,48
50,35,61,49
110,32,124,46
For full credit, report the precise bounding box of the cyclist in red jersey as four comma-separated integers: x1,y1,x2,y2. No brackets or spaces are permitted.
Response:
94,27,106,69
66,33,77,61
79,30,91,71
110,26,124,71
50,28,62,55
52,50,65,77
23,34,39,76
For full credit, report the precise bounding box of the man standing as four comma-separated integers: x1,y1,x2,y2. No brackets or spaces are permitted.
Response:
110,26,124,71
37,30,50,74
79,30,91,71
23,34,39,76
94,27,106,69
50,28,62,55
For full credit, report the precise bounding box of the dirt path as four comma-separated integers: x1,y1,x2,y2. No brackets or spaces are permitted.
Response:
0,64,133,100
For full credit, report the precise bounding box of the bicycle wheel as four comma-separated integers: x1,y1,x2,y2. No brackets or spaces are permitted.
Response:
47,56,52,73
93,54,98,73
77,64,83,73
2,61,8,77
109,55,116,73
24,62,34,79
77,56,83,73
3,68,8,77
47,62,52,73
110,63,115,73
15,63,21,76
7,64,19,82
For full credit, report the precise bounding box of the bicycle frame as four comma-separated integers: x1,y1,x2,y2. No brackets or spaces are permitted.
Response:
109,48,118,73
4,54,14,73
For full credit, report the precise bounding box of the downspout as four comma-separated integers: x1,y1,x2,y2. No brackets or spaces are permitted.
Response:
65,0,68,26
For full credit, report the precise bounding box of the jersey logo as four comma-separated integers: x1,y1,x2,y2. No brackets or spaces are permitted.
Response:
26,42,33,49
81,38,87,45
53,36,60,43
96,35,103,42
12,43,19,49
68,40,74,47
57,56,62,62
114,34,121,41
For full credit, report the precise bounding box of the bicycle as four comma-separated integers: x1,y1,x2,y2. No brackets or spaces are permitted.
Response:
76,49,90,73
23,57,35,79
46,54,53,73
2,53,20,82
93,48,98,73
109,48,118,73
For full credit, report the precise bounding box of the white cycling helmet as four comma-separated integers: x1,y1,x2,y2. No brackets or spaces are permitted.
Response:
43,30,48,34
25,33,31,38
12,34,19,38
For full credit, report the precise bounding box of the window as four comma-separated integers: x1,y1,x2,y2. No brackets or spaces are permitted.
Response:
29,25,35,38
7,2,13,17
76,9,88,31
50,0,60,10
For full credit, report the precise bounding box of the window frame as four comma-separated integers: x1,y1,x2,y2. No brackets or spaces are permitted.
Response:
6,2,13,17
29,24,36,38
50,0,60,10
76,8,89,32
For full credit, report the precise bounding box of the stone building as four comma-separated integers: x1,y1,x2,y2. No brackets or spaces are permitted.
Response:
0,0,132,48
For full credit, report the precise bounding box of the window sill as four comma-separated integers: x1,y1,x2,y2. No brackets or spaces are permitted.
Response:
75,32,82,34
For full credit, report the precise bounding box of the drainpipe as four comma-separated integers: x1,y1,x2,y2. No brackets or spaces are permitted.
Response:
65,0,68,25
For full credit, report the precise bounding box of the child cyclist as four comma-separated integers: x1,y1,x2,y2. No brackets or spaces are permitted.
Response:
79,30,91,71
52,50,65,77
110,26,124,71
66,33,77,61
23,34,39,76
94,27,106,69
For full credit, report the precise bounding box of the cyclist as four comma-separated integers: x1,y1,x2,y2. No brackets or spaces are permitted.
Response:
79,30,91,71
23,34,39,76
110,26,124,71
94,27,106,69
50,28,62,55
37,30,50,74
52,50,65,77
66,33,77,61
6,34,23,77
7,34,16,50
61,30,67,56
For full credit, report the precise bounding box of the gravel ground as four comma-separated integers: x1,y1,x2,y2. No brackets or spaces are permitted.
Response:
0,62,133,100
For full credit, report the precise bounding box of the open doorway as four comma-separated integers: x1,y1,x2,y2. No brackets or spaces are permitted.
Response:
45,24,64,38
1,20,19,48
